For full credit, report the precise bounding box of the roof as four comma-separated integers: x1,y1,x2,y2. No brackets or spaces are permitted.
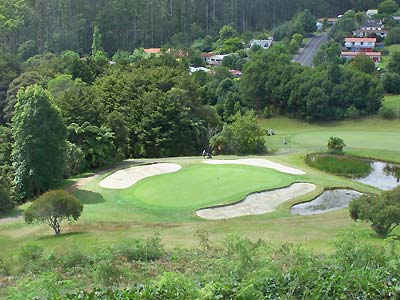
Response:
317,18,337,22
345,37,376,43
341,51,381,57
250,39,273,48
201,52,214,57
362,19,383,27
229,69,242,76
144,48,161,54
353,29,388,34
367,9,378,14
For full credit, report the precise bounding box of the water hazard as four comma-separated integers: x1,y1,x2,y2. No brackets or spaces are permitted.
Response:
355,161,400,190
291,189,362,215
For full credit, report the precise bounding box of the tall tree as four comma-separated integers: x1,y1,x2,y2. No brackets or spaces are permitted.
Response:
12,84,67,200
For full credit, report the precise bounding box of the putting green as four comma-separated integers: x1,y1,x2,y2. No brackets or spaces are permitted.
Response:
127,164,298,209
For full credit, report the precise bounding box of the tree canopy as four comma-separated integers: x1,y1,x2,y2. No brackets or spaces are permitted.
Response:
24,190,83,235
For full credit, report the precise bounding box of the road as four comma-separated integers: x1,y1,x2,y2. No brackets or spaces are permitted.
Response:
293,33,330,67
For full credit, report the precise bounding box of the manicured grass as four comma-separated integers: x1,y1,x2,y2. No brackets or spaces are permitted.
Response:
260,116,400,162
130,164,295,209
1,115,400,258
306,154,372,178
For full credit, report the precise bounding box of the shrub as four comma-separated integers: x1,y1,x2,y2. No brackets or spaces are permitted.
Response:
350,187,400,237
327,136,345,154
0,186,14,213
115,235,164,261
379,106,397,119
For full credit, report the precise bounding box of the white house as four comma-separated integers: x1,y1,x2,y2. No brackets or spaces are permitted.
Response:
366,9,378,18
208,54,230,66
249,39,273,50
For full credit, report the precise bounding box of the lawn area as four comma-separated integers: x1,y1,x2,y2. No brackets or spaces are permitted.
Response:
383,94,400,114
1,116,400,258
379,44,400,69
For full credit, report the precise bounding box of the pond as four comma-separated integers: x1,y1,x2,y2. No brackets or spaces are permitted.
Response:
291,189,362,216
355,161,400,190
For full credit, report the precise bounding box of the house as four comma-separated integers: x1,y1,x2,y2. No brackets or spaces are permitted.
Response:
229,69,242,77
189,66,211,74
344,37,376,52
316,22,323,31
200,52,214,64
353,29,388,38
144,48,162,54
393,16,400,22
361,19,384,31
249,39,273,50
340,51,381,62
208,54,230,66
366,9,378,18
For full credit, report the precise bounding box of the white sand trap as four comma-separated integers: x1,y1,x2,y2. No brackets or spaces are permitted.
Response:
203,158,305,175
99,163,181,189
196,183,316,220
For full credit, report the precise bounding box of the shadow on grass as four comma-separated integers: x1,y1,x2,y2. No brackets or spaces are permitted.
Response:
73,189,105,205
38,231,88,241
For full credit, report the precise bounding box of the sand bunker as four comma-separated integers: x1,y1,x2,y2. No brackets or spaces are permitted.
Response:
203,158,305,175
99,163,182,189
196,183,316,220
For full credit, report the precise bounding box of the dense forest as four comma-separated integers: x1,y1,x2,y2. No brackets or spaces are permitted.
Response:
0,0,395,54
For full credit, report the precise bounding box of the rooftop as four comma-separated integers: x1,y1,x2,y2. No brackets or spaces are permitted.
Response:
345,37,376,43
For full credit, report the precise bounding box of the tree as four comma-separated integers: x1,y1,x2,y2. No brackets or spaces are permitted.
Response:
327,136,345,154
387,52,400,75
24,190,83,235
349,187,400,238
0,126,14,198
382,72,400,94
12,85,67,200
210,111,266,155
351,55,375,74
385,27,400,45
378,0,399,15
91,25,103,56
0,186,13,213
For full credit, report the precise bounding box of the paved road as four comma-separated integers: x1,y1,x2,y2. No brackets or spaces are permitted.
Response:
294,33,330,67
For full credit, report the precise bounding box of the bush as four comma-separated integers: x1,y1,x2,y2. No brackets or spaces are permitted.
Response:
379,106,397,119
327,136,345,155
115,235,164,261
382,72,400,94
350,187,400,237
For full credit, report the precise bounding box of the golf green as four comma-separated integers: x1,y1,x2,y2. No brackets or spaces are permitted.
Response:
127,164,297,209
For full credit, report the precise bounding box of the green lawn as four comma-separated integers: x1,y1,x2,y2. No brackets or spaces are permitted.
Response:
379,44,400,69
1,116,400,257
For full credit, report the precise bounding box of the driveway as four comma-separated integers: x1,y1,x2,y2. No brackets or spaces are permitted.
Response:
293,33,330,67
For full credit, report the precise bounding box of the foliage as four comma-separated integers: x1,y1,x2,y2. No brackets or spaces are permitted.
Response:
305,154,372,178
350,187,400,237
379,106,398,119
24,190,83,235
385,27,400,45
273,9,316,41
0,186,13,212
210,111,266,155
0,126,14,197
351,54,376,74
65,141,86,177
12,84,67,200
378,0,399,15
327,136,346,154
388,52,400,75
383,72,400,94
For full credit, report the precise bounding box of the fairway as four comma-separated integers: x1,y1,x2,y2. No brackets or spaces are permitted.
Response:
129,164,297,209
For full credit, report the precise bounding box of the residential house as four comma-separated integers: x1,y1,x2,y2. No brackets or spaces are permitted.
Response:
200,52,214,64
249,39,273,50
366,9,378,18
208,54,230,66
189,66,211,74
229,69,242,77
344,37,376,52
340,51,381,62
144,48,162,55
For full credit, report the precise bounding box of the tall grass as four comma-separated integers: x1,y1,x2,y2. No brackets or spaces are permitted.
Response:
306,154,372,178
